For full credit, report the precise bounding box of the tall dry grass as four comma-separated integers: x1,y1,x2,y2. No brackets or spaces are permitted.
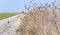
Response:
18,2,60,35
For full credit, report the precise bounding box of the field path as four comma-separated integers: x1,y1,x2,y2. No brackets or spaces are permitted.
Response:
0,14,26,35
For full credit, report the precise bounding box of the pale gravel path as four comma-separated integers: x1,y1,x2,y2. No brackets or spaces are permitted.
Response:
0,14,26,35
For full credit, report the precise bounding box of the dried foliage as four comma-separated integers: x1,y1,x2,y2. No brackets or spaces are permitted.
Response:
18,2,60,35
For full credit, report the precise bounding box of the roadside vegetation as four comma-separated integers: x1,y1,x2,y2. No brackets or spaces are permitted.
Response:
17,0,60,35
0,12,25,20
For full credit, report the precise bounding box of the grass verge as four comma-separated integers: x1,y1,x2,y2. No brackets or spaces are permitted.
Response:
0,13,19,20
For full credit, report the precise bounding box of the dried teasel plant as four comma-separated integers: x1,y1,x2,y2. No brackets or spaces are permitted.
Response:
18,1,60,35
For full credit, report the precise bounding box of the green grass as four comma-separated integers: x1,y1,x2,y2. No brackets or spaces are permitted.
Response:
0,13,19,20
0,12,27,20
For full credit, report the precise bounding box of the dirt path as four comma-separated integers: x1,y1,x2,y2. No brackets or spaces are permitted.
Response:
0,14,26,35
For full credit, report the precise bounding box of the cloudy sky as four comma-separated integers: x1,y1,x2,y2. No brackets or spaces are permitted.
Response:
0,0,60,13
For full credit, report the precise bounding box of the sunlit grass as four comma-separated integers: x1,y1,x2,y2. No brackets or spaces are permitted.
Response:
0,13,19,20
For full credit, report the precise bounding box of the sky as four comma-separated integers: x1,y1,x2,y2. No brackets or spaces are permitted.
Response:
0,0,60,13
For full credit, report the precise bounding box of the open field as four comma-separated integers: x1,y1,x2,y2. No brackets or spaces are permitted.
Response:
0,12,25,20
0,13,18,20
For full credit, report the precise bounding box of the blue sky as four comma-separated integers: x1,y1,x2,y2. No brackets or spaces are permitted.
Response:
0,0,60,13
